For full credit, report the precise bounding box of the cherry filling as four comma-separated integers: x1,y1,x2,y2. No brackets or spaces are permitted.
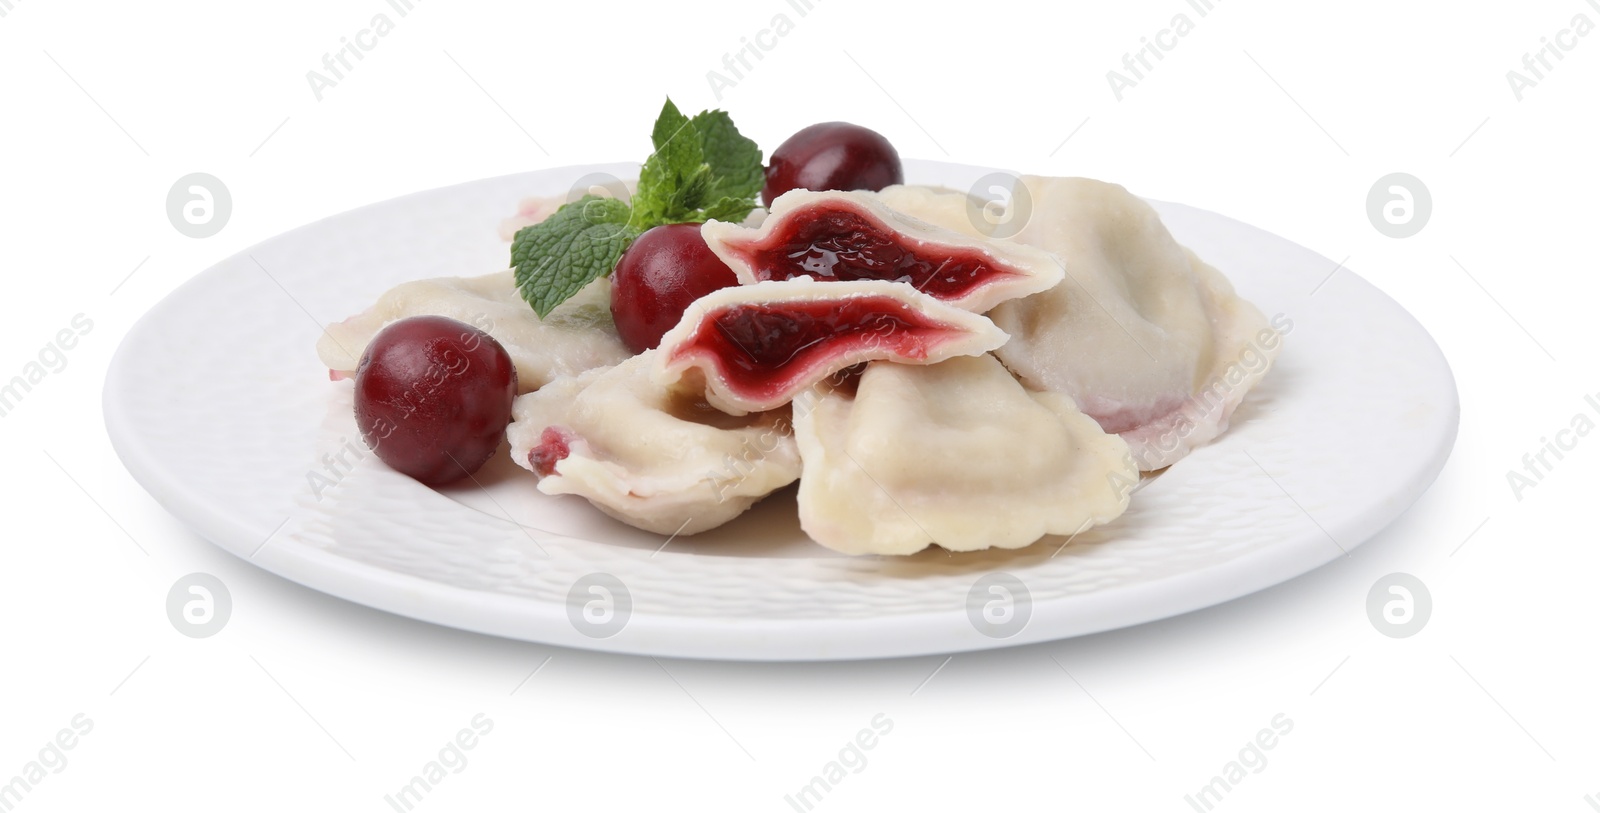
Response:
528,426,574,477
673,296,956,401
729,207,1013,302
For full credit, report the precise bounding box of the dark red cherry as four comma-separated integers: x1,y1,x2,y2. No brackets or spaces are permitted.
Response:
761,122,903,207
610,223,739,353
354,315,517,486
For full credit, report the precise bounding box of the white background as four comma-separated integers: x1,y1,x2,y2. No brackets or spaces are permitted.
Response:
2,0,1597,810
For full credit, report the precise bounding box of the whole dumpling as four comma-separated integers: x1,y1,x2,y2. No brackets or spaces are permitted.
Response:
505,351,801,535
987,176,1281,470
316,271,630,394
793,354,1137,555
871,184,991,238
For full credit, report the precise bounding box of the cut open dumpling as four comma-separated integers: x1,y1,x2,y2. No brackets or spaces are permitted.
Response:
654,278,1008,416
702,189,1062,313
506,351,800,535
988,177,1282,470
794,354,1137,556
317,271,630,394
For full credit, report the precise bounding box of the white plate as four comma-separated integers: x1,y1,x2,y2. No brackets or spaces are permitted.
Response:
104,161,1458,661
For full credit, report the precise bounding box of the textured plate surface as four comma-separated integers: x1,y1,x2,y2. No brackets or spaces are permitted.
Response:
103,161,1458,660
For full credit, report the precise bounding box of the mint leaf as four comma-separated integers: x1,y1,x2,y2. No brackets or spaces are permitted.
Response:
654,199,748,225
670,164,716,215
649,98,693,152
692,196,758,224
692,110,764,202
512,197,638,318
632,99,705,229
509,100,765,318
631,99,764,230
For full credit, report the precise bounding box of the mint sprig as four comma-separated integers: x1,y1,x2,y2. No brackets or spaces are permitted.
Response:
512,196,637,318
629,100,762,228
512,98,763,318
689,110,764,204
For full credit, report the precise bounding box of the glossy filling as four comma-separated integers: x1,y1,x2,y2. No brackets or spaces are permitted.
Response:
674,296,956,401
732,207,1013,301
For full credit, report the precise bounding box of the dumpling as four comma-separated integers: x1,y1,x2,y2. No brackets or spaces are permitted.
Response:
793,353,1137,555
653,278,1008,416
871,184,991,237
505,351,800,535
317,271,631,394
987,177,1281,470
701,189,1062,313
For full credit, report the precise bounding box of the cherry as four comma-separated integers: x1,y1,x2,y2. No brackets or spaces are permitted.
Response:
762,122,903,207
354,315,517,486
610,223,739,353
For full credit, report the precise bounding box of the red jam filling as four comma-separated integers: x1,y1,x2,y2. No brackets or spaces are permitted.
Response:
528,426,573,477
730,206,1013,301
675,296,956,401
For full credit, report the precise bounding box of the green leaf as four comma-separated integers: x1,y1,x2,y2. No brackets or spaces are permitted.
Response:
671,164,716,215
650,98,692,152
512,197,639,318
631,99,766,230
695,196,759,224
691,109,764,202
632,99,706,229
666,195,759,225
506,100,767,317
